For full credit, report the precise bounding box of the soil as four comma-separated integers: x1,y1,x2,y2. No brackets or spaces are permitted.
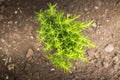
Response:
0,0,120,80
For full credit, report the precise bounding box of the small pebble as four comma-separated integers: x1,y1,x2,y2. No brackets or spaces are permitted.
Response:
8,44,11,47
37,48,40,51
102,61,109,68
14,11,18,14
105,9,108,12
95,6,99,9
13,41,16,43
18,7,20,10
51,68,55,71
72,66,76,70
105,44,114,53
22,61,25,63
67,13,71,17
20,10,22,13
2,31,4,33
8,21,13,24
106,20,109,22
0,47,2,49
0,15,3,20
26,49,34,58
93,22,97,27
84,8,88,11
6,75,9,79
1,39,5,43
7,64,15,70
113,64,119,71
2,58,6,61
112,56,119,62
30,36,34,39
15,21,17,24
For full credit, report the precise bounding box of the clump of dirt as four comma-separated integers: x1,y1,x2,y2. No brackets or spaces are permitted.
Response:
0,0,120,80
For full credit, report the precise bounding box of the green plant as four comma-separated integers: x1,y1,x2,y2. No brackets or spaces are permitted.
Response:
36,3,95,72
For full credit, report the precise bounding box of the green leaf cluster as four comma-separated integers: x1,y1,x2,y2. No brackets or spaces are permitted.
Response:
36,3,95,72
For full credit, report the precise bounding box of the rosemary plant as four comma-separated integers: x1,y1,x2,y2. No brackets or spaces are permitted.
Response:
36,3,95,72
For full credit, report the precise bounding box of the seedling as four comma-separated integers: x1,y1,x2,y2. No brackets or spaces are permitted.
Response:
36,3,95,72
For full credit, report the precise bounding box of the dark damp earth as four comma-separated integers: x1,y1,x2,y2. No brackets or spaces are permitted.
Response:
0,0,120,80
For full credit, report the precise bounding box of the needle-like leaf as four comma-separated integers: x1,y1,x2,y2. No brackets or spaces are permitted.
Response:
36,3,95,72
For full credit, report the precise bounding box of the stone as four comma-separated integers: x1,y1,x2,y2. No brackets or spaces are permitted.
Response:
8,21,13,24
30,36,34,39
72,66,76,70
113,64,119,71
0,15,3,20
6,75,9,80
12,41,16,43
1,39,5,43
26,49,34,58
93,22,97,28
105,44,114,52
8,44,11,47
67,13,71,17
25,64,31,71
112,56,119,62
7,64,15,70
95,6,99,9
14,10,18,14
84,8,88,12
15,21,17,24
102,61,109,68
106,20,109,22
37,48,40,51
51,68,55,71
0,47,2,49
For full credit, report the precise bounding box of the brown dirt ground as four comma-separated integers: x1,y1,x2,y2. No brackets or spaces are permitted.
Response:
0,0,120,80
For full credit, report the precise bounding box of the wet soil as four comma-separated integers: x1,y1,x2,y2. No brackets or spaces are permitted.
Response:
0,0,120,80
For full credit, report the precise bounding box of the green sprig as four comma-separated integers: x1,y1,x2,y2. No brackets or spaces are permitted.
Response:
36,3,95,72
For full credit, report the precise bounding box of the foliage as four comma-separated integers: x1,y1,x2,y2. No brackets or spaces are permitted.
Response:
36,3,95,72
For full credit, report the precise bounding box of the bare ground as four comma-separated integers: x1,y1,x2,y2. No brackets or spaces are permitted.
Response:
0,0,120,80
